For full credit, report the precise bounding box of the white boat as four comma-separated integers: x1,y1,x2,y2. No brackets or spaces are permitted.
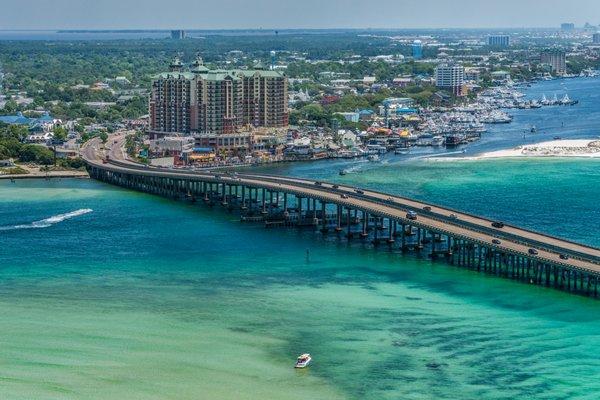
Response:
367,154,380,162
295,354,312,368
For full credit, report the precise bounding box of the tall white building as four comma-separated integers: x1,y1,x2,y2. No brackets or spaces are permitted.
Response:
435,63,465,96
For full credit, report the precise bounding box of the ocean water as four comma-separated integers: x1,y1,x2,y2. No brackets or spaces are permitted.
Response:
1,78,600,399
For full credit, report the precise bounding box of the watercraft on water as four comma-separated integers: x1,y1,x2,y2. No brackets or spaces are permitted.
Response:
295,354,312,368
339,169,348,176
368,154,380,162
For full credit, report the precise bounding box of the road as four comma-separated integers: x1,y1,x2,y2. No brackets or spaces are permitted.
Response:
82,136,600,275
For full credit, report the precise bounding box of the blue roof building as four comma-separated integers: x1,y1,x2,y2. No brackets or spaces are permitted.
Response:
0,112,55,128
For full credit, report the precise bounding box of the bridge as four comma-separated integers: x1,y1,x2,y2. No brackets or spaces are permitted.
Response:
82,136,600,298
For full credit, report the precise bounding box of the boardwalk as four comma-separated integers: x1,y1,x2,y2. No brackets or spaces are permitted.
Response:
82,137,600,297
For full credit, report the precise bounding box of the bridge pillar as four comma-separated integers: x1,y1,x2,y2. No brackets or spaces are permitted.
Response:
320,201,328,233
387,220,395,244
400,224,406,251
346,208,353,238
372,217,380,245
361,211,369,238
261,188,267,215
335,205,342,233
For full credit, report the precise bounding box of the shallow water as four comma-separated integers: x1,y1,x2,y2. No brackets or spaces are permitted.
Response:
1,154,599,400
1,77,600,399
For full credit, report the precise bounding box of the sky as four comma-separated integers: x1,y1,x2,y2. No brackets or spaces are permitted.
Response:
2,0,600,30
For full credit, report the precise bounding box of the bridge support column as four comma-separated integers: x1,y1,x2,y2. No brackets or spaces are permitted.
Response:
320,201,328,233
335,205,342,233
387,220,395,244
346,208,353,238
361,211,369,238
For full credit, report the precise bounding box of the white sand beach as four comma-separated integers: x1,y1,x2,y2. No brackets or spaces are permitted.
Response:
475,139,600,159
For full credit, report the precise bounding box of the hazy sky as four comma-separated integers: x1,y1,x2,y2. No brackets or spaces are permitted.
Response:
3,0,600,30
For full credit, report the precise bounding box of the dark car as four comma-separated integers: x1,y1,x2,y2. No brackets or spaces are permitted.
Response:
406,211,418,220
492,239,501,245
332,185,339,189
314,181,322,186
449,213,458,219
559,254,570,260
340,194,349,199
423,206,432,211
355,189,364,194
528,248,539,255
492,221,505,229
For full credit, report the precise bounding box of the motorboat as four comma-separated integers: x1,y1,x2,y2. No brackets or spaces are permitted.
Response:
339,169,348,176
295,354,312,368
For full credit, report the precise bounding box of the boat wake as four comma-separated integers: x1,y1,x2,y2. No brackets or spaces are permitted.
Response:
0,209,93,231
414,150,467,160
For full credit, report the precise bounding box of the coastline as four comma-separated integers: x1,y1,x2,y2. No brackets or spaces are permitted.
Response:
0,168,89,180
428,139,600,162
474,139,600,159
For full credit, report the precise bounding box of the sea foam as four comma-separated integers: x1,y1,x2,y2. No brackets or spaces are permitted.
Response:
0,209,93,231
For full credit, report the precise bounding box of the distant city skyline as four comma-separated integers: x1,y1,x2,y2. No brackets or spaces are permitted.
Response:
2,0,600,30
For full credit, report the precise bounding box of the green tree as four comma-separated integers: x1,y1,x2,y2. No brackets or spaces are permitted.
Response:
18,144,54,165
99,131,109,144
53,126,68,142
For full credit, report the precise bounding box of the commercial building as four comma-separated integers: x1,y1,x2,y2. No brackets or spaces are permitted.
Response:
561,23,575,31
149,57,288,141
487,35,510,47
412,40,423,59
171,30,185,39
540,50,567,75
435,63,465,96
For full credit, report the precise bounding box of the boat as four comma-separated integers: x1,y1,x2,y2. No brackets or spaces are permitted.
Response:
339,169,348,176
530,125,537,133
367,154,380,162
295,354,312,368
431,136,445,146
394,147,410,155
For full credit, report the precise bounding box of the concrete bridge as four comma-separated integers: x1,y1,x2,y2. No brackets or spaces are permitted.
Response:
82,137,600,298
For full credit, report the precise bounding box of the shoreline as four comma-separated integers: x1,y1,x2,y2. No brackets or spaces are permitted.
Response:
433,139,600,161
0,169,89,180
475,139,600,159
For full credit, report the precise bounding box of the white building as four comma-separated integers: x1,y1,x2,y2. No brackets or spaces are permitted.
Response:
435,63,465,96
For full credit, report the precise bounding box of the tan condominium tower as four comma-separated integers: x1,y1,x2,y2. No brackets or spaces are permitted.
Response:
150,56,288,136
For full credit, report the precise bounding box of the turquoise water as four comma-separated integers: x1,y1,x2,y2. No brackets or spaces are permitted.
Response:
2,77,600,399
2,156,600,400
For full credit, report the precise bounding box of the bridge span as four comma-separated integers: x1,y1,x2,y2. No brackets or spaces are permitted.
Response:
82,137,600,298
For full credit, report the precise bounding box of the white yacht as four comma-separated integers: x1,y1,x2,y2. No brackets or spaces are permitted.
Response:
295,354,312,368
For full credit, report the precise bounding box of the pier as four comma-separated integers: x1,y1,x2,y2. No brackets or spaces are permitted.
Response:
82,139,600,298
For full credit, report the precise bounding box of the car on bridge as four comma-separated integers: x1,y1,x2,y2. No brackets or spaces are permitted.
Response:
492,239,501,245
528,248,539,255
560,254,570,260
492,221,505,228
406,211,418,220
423,206,432,211
355,189,364,194
341,194,349,199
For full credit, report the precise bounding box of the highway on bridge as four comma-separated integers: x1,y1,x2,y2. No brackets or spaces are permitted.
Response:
82,136,600,276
